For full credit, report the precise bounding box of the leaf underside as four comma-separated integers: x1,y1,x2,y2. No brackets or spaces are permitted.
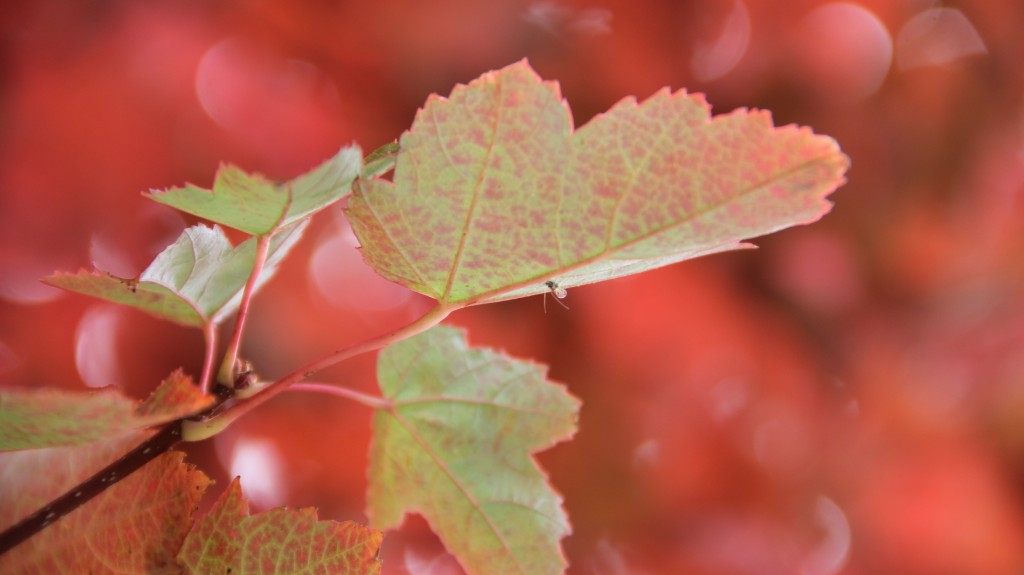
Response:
347,60,849,305
0,442,210,575
368,325,580,575
44,221,306,327
0,370,213,451
178,478,382,575
147,146,363,236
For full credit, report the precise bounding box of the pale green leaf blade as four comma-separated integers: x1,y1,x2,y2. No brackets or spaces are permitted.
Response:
148,146,362,235
347,60,848,305
179,478,382,575
285,145,364,225
45,221,306,327
188,220,307,324
368,325,580,575
148,166,284,235
0,370,214,451
0,442,210,575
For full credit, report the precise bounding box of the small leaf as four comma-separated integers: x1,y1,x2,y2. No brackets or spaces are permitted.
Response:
348,60,849,305
44,221,305,327
368,325,579,575
136,369,215,420
147,146,362,235
0,441,210,575
178,478,382,574
0,370,213,451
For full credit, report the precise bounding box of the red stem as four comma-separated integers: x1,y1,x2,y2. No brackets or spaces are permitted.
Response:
290,382,392,409
218,234,271,386
199,321,218,394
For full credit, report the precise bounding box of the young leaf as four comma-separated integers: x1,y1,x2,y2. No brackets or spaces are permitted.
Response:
0,441,210,574
44,221,306,327
348,60,849,305
0,370,213,451
147,146,362,236
178,478,382,574
368,325,580,575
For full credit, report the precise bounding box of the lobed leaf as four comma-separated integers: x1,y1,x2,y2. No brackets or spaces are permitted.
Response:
347,60,849,305
368,325,580,575
178,478,382,574
44,221,306,327
0,441,210,575
0,370,213,451
147,146,362,235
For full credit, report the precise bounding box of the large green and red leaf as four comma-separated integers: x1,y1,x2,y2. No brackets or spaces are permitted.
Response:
347,60,848,305
368,325,579,575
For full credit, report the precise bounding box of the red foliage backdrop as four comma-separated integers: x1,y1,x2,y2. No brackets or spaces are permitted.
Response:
2,1,1023,573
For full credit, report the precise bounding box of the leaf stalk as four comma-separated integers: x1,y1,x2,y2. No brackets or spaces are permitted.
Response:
199,321,218,394
217,234,272,387
290,382,392,409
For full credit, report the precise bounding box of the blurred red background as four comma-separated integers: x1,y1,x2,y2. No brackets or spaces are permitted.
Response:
3,1,1024,573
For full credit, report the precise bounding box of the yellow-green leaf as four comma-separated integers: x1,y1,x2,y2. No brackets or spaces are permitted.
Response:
368,325,579,575
148,146,362,236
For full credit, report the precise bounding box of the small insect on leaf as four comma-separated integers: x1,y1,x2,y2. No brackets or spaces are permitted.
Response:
544,280,569,313
545,280,567,299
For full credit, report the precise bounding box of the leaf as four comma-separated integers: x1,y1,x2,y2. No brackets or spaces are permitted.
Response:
147,146,362,235
347,60,849,305
368,325,580,575
44,221,306,327
0,370,213,451
0,441,210,575
178,478,382,574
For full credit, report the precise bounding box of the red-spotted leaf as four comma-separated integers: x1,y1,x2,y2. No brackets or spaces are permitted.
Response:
0,370,213,451
44,221,305,327
147,146,362,236
368,325,580,575
0,440,210,574
178,478,382,574
347,60,849,305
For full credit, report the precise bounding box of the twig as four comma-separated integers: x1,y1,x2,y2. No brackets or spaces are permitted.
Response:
0,422,182,555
